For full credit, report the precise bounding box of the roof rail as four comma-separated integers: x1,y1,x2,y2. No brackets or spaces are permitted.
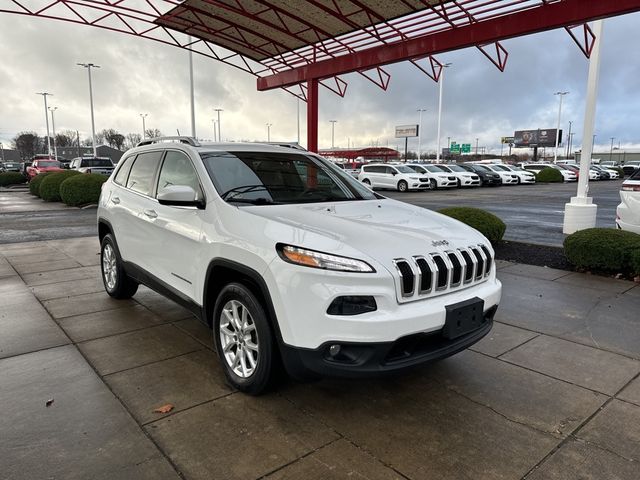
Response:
136,136,200,147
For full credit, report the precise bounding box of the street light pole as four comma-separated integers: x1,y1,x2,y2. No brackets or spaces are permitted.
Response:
140,114,148,139
0,142,5,162
436,63,451,162
212,119,217,142
329,120,337,148
553,91,569,163
610,137,615,161
565,121,573,158
417,108,426,160
48,106,58,159
297,98,300,145
187,35,196,138
77,63,100,157
266,123,272,142
214,108,223,142
36,92,53,158
475,137,479,155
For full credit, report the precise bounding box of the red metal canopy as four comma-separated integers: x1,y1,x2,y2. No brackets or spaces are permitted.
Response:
5,0,640,152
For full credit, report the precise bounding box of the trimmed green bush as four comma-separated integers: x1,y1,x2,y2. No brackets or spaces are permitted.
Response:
39,171,82,202
564,228,640,273
60,173,108,206
535,167,563,183
438,207,506,244
29,172,52,196
0,172,26,186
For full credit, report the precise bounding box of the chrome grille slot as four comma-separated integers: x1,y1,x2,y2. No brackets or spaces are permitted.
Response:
394,259,415,297
446,251,463,287
460,249,475,283
470,247,485,279
431,254,448,290
414,256,433,293
480,245,493,275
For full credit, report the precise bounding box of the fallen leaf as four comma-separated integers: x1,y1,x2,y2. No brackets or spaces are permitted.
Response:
153,404,174,414
45,398,54,407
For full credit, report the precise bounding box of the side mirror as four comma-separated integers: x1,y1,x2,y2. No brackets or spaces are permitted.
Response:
157,185,205,209
391,170,397,176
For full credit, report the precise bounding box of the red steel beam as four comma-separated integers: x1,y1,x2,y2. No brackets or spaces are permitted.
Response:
258,0,640,90
307,78,319,152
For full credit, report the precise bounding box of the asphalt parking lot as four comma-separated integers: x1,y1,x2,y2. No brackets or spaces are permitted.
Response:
386,180,621,246
1,236,640,479
0,180,621,246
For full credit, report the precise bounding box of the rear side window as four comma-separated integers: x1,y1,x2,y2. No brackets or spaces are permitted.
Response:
126,151,162,195
156,151,202,196
629,169,640,180
114,155,135,186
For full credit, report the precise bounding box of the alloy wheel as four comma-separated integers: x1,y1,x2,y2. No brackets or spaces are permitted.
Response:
219,300,259,378
102,244,117,291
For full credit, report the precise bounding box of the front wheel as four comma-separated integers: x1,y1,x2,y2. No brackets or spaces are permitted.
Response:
213,283,275,395
362,178,371,186
430,178,437,190
397,180,408,192
100,234,138,299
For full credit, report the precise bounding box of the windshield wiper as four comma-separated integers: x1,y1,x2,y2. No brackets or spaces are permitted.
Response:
220,184,267,200
227,197,277,205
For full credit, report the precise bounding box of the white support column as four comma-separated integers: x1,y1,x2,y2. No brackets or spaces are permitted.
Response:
563,20,603,235
188,36,196,138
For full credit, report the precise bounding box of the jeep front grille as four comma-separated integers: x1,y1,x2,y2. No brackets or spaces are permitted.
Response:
393,244,493,301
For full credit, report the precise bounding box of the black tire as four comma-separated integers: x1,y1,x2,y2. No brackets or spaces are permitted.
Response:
516,177,521,184
397,180,408,192
213,283,276,395
430,178,437,190
456,179,461,188
100,234,138,299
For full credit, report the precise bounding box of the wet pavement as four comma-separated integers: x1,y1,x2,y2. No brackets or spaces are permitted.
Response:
386,180,621,246
1,237,640,479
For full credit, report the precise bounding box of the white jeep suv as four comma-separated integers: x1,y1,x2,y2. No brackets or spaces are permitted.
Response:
358,163,430,191
98,138,501,394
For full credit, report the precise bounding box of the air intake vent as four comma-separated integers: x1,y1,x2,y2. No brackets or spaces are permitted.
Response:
460,249,475,283
480,245,493,275
394,260,415,297
415,257,433,293
471,247,485,279
431,254,448,289
447,252,462,286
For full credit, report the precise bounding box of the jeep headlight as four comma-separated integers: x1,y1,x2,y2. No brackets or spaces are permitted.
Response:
277,244,374,273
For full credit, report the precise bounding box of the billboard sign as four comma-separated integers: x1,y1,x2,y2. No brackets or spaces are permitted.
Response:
395,124,419,138
513,129,562,147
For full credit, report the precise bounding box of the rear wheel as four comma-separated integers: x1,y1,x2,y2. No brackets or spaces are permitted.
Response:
213,283,275,395
100,234,138,299
397,180,408,192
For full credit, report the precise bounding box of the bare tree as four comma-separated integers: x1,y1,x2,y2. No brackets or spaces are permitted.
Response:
145,128,163,139
12,132,40,160
55,130,76,148
125,133,142,149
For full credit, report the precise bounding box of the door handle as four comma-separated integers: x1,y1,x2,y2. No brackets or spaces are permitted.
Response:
111,196,120,205
143,209,158,219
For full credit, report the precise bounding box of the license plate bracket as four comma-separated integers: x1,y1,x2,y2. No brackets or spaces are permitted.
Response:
443,297,486,340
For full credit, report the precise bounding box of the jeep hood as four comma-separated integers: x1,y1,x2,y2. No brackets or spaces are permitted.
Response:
241,199,488,262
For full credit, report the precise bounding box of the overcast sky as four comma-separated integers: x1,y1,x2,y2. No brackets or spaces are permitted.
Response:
1,10,640,155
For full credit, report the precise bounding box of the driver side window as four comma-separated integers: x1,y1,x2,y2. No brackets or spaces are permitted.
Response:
156,151,202,198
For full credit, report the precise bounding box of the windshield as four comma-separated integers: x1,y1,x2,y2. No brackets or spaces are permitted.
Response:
82,158,113,167
38,161,60,167
395,165,415,174
445,165,466,172
492,165,511,171
472,165,490,172
424,165,447,173
200,151,378,205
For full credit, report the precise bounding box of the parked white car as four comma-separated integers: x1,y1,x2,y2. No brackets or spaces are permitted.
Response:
434,164,481,187
70,156,115,175
522,163,577,182
482,165,519,185
616,169,640,233
405,164,458,189
97,138,502,393
598,166,620,179
358,163,430,192
488,164,535,184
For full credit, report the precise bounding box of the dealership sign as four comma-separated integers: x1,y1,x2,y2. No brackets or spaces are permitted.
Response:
513,129,562,147
501,136,515,144
395,124,419,138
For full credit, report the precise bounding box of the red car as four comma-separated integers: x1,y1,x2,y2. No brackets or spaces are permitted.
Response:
26,156,64,180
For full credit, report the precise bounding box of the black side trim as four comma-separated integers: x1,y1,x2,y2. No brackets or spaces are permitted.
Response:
123,261,204,320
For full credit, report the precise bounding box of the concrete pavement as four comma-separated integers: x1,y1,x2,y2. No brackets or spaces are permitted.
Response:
1,237,640,479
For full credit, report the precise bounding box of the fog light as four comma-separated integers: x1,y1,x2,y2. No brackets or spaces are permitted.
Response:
329,344,341,357
327,296,377,316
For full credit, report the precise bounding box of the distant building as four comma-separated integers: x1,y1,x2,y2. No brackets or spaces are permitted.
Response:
0,148,22,162
575,150,640,164
319,147,400,162
56,145,125,163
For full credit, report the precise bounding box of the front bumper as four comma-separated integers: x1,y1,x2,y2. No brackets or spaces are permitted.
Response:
281,305,497,378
